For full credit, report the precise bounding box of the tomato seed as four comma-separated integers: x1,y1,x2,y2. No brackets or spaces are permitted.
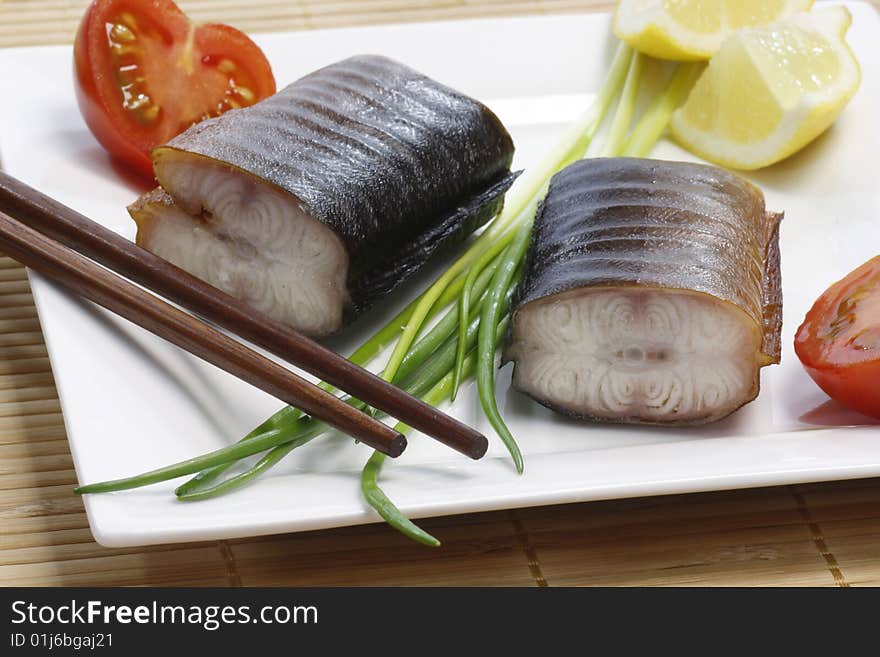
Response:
140,105,160,122
234,86,255,102
119,12,138,29
110,23,136,43
110,42,140,56
124,93,150,111
217,58,237,74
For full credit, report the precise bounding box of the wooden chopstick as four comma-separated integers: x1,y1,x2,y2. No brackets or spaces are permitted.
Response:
0,172,488,460
0,208,407,458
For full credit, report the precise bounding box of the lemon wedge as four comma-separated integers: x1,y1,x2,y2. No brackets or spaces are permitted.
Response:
669,6,861,170
614,0,814,61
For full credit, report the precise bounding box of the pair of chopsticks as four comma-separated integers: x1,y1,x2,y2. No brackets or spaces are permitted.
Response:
0,171,488,460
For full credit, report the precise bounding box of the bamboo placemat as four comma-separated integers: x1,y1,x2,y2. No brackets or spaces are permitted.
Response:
1,0,878,587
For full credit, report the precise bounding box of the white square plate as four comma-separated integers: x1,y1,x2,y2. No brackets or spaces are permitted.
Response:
1,3,878,547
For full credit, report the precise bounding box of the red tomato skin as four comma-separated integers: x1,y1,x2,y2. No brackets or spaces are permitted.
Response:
72,0,275,181
73,2,157,178
794,255,880,420
798,360,880,420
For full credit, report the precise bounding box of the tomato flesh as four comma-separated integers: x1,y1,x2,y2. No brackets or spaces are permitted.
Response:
74,0,275,179
795,256,880,419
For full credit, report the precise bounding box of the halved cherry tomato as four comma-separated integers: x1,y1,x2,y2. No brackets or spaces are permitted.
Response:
73,0,275,179
795,256,880,419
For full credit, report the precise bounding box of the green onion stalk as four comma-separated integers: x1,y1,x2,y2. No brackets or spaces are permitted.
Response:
75,42,699,547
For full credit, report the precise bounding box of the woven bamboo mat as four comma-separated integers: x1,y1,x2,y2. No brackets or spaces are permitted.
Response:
1,0,879,587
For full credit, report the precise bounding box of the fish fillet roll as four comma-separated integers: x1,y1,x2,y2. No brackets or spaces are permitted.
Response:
130,55,515,337
505,157,782,425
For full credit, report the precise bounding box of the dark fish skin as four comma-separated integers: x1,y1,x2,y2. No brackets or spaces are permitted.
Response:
510,157,783,365
152,54,515,320
351,172,516,312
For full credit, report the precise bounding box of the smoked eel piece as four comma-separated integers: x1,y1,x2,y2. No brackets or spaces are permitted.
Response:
130,55,515,337
506,157,782,425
